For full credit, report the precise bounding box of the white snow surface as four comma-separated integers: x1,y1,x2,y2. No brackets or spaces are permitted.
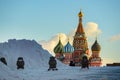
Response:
0,39,120,80
0,39,64,69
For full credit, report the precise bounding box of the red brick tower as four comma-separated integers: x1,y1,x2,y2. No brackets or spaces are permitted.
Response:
73,10,89,66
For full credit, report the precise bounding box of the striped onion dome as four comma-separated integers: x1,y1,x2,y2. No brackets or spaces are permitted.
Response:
64,41,74,53
54,39,64,54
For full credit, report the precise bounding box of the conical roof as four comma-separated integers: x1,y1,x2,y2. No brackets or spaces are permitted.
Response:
64,41,74,53
76,22,84,33
54,40,64,53
76,10,84,33
91,40,101,51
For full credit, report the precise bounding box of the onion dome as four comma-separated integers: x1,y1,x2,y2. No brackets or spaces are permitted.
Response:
64,41,74,53
54,39,64,53
78,10,83,17
91,40,101,51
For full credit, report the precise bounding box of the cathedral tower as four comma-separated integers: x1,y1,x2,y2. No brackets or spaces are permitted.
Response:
73,10,89,66
89,38,102,66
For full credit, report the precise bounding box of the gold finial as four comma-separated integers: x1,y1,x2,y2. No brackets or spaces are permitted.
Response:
78,9,83,17
68,37,70,42
59,34,60,40
59,34,61,41
95,32,98,40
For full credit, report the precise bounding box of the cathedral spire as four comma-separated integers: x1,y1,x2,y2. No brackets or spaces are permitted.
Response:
78,9,83,18
76,10,84,34
95,35,97,43
68,37,70,42
59,34,61,41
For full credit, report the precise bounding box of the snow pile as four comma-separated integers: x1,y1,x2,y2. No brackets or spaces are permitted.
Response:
0,62,23,80
0,39,64,69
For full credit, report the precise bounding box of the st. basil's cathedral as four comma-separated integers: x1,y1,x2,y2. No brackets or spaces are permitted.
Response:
54,10,102,67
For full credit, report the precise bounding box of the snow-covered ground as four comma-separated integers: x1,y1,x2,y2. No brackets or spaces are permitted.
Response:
17,66,120,80
0,63,120,80
0,39,120,80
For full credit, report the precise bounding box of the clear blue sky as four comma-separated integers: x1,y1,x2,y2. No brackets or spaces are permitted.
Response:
0,0,120,64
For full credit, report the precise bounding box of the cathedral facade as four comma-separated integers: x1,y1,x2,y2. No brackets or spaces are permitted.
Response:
54,10,102,67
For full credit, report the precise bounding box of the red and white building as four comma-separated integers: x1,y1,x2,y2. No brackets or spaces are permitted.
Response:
54,10,102,67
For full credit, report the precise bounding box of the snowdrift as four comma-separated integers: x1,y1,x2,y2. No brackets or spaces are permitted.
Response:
0,62,23,80
0,39,64,69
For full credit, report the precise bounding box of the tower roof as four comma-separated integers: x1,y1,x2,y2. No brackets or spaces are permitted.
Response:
76,21,84,33
54,39,64,54
64,41,74,53
91,39,101,51
76,10,84,33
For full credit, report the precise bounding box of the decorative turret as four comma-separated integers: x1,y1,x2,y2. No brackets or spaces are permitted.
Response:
62,38,74,65
54,36,64,61
54,37,64,53
89,38,102,67
64,39,74,53
91,39,101,51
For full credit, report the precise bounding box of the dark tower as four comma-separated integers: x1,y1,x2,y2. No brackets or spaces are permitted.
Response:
89,38,102,66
